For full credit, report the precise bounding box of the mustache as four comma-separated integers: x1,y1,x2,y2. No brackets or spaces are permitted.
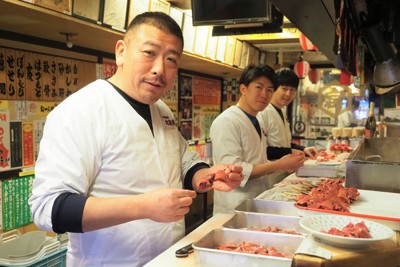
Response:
144,77,167,87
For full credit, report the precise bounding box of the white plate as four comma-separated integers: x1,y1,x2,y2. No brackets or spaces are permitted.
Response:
315,161,341,166
299,214,394,248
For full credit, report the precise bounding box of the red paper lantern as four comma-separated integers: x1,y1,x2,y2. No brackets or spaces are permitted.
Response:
308,69,321,84
294,58,310,79
299,33,318,51
340,70,352,85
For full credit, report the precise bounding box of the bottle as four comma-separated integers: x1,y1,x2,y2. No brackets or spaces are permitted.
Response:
377,115,387,138
365,102,376,138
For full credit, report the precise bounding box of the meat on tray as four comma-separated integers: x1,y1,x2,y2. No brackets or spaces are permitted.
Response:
296,178,360,212
247,226,302,235
315,150,351,162
321,221,372,238
216,242,288,258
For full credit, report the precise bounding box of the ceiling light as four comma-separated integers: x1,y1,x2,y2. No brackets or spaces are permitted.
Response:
60,32,77,49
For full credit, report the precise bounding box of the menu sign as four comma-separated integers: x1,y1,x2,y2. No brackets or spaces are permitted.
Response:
0,47,94,101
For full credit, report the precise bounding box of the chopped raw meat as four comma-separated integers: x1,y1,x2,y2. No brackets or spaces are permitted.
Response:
216,242,288,258
247,226,302,235
197,169,228,190
295,179,360,212
321,221,372,238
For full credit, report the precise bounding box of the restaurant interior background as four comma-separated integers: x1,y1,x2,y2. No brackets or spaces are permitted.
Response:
1,0,400,235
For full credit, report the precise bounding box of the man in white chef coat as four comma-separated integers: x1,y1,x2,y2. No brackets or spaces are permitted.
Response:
337,98,360,127
210,64,306,214
259,67,318,160
29,12,243,267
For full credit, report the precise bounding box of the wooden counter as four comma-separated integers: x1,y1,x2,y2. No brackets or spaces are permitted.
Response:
144,213,400,267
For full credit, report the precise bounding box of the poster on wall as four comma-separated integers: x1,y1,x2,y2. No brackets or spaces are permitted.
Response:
0,48,5,99
0,181,2,230
161,76,178,120
192,76,221,106
190,74,222,140
5,49,16,100
192,105,220,140
0,109,10,170
178,75,192,139
15,50,26,100
25,52,43,101
0,47,98,101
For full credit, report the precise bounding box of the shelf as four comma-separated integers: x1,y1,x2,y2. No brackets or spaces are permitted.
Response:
0,0,242,78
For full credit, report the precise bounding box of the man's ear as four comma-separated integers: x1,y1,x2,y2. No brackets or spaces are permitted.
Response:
115,40,126,67
239,83,247,95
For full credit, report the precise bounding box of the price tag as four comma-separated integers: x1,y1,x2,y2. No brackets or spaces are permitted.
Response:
295,238,332,260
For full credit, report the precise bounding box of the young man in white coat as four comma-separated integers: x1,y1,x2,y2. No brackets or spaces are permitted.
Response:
29,12,243,267
259,67,318,160
210,64,306,214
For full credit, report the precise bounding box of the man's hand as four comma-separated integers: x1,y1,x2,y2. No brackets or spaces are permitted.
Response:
291,149,305,156
279,153,306,173
141,188,197,222
196,164,243,192
304,146,318,159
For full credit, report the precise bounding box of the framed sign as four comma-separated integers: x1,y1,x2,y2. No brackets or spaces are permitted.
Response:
169,6,184,28
102,0,129,31
72,0,101,22
149,0,170,14
384,108,400,123
233,39,242,67
34,0,71,14
224,37,236,66
182,12,195,53
127,0,150,24
193,26,209,56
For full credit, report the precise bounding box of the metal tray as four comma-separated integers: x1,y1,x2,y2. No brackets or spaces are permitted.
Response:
192,228,305,267
296,160,339,178
234,199,299,216
222,212,306,235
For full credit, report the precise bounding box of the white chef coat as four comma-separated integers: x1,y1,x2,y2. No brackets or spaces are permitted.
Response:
259,104,292,148
210,106,268,214
29,79,205,267
337,110,356,127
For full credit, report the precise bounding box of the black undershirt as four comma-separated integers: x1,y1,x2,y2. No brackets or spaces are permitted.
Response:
51,80,208,233
238,107,261,138
266,104,305,160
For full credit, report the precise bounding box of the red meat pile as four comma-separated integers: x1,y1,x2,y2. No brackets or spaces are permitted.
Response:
321,221,372,238
248,226,302,235
217,242,286,258
296,179,360,212
316,150,337,162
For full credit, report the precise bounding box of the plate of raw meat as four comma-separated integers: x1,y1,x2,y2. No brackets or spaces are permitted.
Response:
299,214,394,248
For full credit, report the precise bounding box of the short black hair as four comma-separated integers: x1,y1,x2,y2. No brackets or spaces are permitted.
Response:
352,98,360,108
239,64,278,90
276,67,299,89
126,12,184,50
